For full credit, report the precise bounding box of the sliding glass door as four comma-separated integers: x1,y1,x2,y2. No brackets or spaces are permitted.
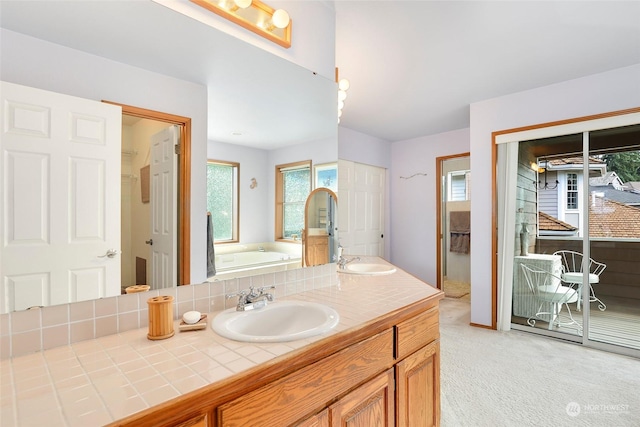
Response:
498,113,640,356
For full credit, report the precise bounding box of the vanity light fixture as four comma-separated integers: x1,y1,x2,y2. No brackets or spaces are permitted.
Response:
335,68,350,124
190,0,292,48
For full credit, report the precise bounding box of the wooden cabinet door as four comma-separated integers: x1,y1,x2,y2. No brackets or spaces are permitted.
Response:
396,341,440,427
296,409,329,427
329,368,394,427
306,235,329,266
174,414,207,427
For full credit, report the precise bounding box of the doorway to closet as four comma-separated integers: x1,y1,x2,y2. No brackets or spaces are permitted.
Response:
437,153,471,301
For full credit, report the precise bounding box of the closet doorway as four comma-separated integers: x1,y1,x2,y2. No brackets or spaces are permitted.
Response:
437,153,471,301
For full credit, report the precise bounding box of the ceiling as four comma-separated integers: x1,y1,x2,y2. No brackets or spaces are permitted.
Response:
1,1,639,147
334,1,640,142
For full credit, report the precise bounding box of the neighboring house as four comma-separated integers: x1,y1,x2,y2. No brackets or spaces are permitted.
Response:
624,181,640,194
538,158,640,238
589,171,625,189
540,198,640,238
537,157,606,236
537,211,578,236
589,198,640,238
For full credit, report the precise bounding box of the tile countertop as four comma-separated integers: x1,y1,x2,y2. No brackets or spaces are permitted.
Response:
0,257,442,427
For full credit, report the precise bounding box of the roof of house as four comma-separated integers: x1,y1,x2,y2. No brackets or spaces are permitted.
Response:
625,182,640,193
589,171,622,187
548,157,605,167
589,185,640,205
589,198,640,238
539,198,640,238
538,211,577,232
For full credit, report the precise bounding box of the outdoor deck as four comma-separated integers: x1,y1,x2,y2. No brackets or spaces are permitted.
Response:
512,296,640,351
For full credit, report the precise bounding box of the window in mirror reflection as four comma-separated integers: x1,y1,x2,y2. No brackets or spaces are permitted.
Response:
314,162,338,193
207,160,239,242
276,161,311,240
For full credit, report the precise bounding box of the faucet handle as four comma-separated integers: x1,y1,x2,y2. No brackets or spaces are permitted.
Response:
226,289,248,299
256,285,275,293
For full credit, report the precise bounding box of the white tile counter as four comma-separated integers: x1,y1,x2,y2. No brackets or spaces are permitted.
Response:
0,258,442,426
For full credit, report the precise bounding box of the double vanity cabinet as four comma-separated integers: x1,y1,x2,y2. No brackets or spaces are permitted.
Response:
110,286,442,427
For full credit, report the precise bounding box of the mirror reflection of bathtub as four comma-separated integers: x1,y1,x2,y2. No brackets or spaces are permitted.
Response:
210,243,302,281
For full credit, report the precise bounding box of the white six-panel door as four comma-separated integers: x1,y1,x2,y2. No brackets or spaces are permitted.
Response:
150,126,177,290
0,81,121,313
338,160,386,257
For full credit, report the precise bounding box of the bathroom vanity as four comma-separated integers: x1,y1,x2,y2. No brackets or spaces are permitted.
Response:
3,258,442,427
111,267,442,426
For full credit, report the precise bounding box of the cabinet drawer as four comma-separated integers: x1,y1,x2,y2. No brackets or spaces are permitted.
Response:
218,328,394,427
395,306,439,360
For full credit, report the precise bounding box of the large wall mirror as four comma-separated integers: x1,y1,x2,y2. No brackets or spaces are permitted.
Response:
0,1,337,313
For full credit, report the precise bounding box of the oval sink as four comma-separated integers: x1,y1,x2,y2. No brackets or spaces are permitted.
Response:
342,263,397,275
212,301,339,342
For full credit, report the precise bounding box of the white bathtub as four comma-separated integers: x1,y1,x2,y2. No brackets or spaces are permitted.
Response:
211,250,301,280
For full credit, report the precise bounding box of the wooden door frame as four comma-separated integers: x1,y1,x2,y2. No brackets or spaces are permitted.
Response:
104,101,191,285
435,153,470,291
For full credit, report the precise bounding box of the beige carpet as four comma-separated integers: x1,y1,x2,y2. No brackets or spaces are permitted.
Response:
439,298,640,426
443,279,470,299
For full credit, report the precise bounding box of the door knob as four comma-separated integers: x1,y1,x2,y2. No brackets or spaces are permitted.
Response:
98,249,121,258
145,239,153,245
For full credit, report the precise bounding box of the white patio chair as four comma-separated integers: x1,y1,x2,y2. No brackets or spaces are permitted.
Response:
553,250,607,311
520,264,582,335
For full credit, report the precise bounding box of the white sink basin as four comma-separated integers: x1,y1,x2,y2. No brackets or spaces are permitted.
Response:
212,301,340,342
341,263,397,275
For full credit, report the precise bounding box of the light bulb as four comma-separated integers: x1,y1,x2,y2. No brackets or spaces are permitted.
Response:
272,9,290,29
234,0,252,8
338,109,343,118
338,78,350,91
338,90,347,101
338,100,345,110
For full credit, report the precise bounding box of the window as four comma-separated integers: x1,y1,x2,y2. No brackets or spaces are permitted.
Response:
206,160,239,242
276,161,311,240
448,170,471,201
566,172,578,209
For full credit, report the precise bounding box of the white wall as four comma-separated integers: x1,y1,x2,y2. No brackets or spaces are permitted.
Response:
338,126,392,169
207,141,270,244
0,28,209,284
470,63,640,327
389,128,470,285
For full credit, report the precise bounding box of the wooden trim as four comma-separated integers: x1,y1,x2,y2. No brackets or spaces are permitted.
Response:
435,153,470,291
490,106,640,331
470,322,493,330
104,101,192,285
275,160,312,241
492,107,640,139
207,159,241,244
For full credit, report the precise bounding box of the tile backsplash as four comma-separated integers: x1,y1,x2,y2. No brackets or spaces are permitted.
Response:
0,263,336,359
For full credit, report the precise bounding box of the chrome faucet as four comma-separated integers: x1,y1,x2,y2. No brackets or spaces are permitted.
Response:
227,286,275,311
337,255,360,269
334,244,360,269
